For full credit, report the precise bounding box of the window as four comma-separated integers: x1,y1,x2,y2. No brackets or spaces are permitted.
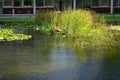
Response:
92,0,99,6
76,0,83,8
45,0,53,6
64,0,72,9
84,0,91,8
113,0,118,6
36,0,44,6
36,0,53,6
4,0,12,6
119,0,120,6
54,0,59,10
101,0,108,6
24,0,32,6
14,0,21,6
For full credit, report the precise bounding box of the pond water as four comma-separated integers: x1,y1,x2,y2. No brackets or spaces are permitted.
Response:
0,30,120,80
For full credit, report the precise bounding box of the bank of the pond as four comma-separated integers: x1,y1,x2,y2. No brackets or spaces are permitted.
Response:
1,14,120,22
0,10,120,49
0,23,119,49
0,18,33,22
99,14,120,25
98,14,120,21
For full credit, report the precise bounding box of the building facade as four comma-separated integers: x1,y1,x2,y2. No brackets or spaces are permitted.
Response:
0,0,119,15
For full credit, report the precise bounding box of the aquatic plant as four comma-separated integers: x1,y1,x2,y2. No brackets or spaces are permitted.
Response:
35,10,118,48
0,28,31,41
35,10,117,49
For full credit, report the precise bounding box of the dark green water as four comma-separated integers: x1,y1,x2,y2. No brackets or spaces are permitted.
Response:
0,30,120,80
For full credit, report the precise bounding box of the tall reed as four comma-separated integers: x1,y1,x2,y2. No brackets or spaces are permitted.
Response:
35,10,116,49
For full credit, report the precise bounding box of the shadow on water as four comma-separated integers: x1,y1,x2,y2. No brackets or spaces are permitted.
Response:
0,30,120,80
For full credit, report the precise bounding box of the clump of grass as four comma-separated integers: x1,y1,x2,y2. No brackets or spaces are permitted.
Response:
108,26,120,45
58,10,97,36
71,27,115,49
35,10,117,49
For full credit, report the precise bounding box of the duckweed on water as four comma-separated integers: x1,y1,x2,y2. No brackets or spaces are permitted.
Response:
0,28,31,41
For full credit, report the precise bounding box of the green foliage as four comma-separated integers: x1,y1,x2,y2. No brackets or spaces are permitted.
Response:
0,28,31,41
58,10,97,36
109,26,120,44
71,27,115,49
35,9,117,49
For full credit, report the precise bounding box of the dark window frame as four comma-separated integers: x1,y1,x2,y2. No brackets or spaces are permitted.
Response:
14,0,22,7
3,0,13,7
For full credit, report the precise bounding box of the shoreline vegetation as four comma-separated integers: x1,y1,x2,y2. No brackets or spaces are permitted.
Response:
34,10,120,49
0,9,120,49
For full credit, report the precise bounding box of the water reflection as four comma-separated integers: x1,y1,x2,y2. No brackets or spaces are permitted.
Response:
0,30,119,80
